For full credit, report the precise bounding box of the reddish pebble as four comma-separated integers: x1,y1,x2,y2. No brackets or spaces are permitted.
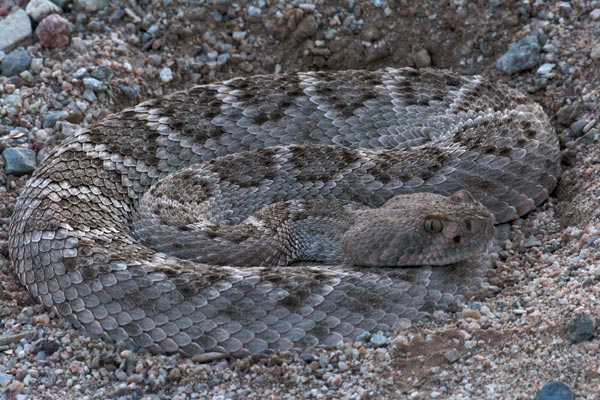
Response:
35,14,71,48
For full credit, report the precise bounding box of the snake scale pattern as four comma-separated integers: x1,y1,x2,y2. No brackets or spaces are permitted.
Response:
8,68,561,356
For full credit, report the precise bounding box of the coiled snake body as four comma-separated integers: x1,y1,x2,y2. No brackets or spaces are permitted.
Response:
9,68,560,356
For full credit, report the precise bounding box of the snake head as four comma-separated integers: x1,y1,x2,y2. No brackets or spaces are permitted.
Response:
341,190,495,266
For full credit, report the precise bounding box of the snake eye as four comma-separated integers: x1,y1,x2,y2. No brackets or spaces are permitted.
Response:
424,218,443,233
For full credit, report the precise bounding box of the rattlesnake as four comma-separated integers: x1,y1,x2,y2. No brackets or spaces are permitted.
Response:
8,68,561,356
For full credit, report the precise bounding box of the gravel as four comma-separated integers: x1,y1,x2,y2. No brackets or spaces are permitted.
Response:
0,0,599,399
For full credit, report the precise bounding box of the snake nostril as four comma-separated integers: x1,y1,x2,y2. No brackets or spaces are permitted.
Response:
453,236,461,244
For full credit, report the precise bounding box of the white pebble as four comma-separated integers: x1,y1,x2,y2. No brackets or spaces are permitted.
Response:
160,67,173,83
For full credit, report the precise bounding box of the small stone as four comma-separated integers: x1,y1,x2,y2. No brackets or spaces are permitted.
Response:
159,67,173,83
190,352,228,363
0,372,13,386
360,27,380,41
565,312,595,343
1,49,31,77
25,0,62,22
43,111,69,128
82,89,97,102
37,340,59,355
556,104,580,126
232,31,246,41
108,9,125,23
293,15,318,40
247,6,262,17
443,348,459,363
591,44,600,61
414,49,431,68
301,353,315,363
3,148,37,175
569,119,586,137
534,381,574,400
318,355,330,368
119,85,138,100
496,32,542,74
126,373,144,384
536,63,555,75
91,65,108,79
167,367,181,382
369,332,390,347
36,14,71,48
0,8,32,53
590,9,600,21
522,237,542,248
74,0,108,12
82,77,105,91
458,309,481,319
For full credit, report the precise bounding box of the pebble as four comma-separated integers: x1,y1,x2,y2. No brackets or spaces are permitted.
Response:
318,355,330,369
536,63,555,75
0,372,13,386
3,148,37,175
369,332,390,347
522,237,542,248
590,44,600,61
74,0,108,12
414,49,432,68
569,119,586,137
91,66,108,80
293,15,318,40
160,67,173,83
82,89,97,102
443,348,459,363
534,381,575,400
565,312,595,343
119,85,139,100
591,9,600,21
25,0,62,22
82,77,105,91
36,14,71,48
556,103,580,125
43,111,69,128
0,8,32,53
496,32,542,74
1,49,31,77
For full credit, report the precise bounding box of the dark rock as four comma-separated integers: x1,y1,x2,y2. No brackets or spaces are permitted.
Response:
108,9,125,23
496,32,542,74
565,312,595,343
1,49,31,77
556,103,580,125
91,65,108,80
37,339,59,355
534,381,574,400
293,15,318,40
569,119,586,137
3,147,37,175
43,110,69,128
119,85,139,100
